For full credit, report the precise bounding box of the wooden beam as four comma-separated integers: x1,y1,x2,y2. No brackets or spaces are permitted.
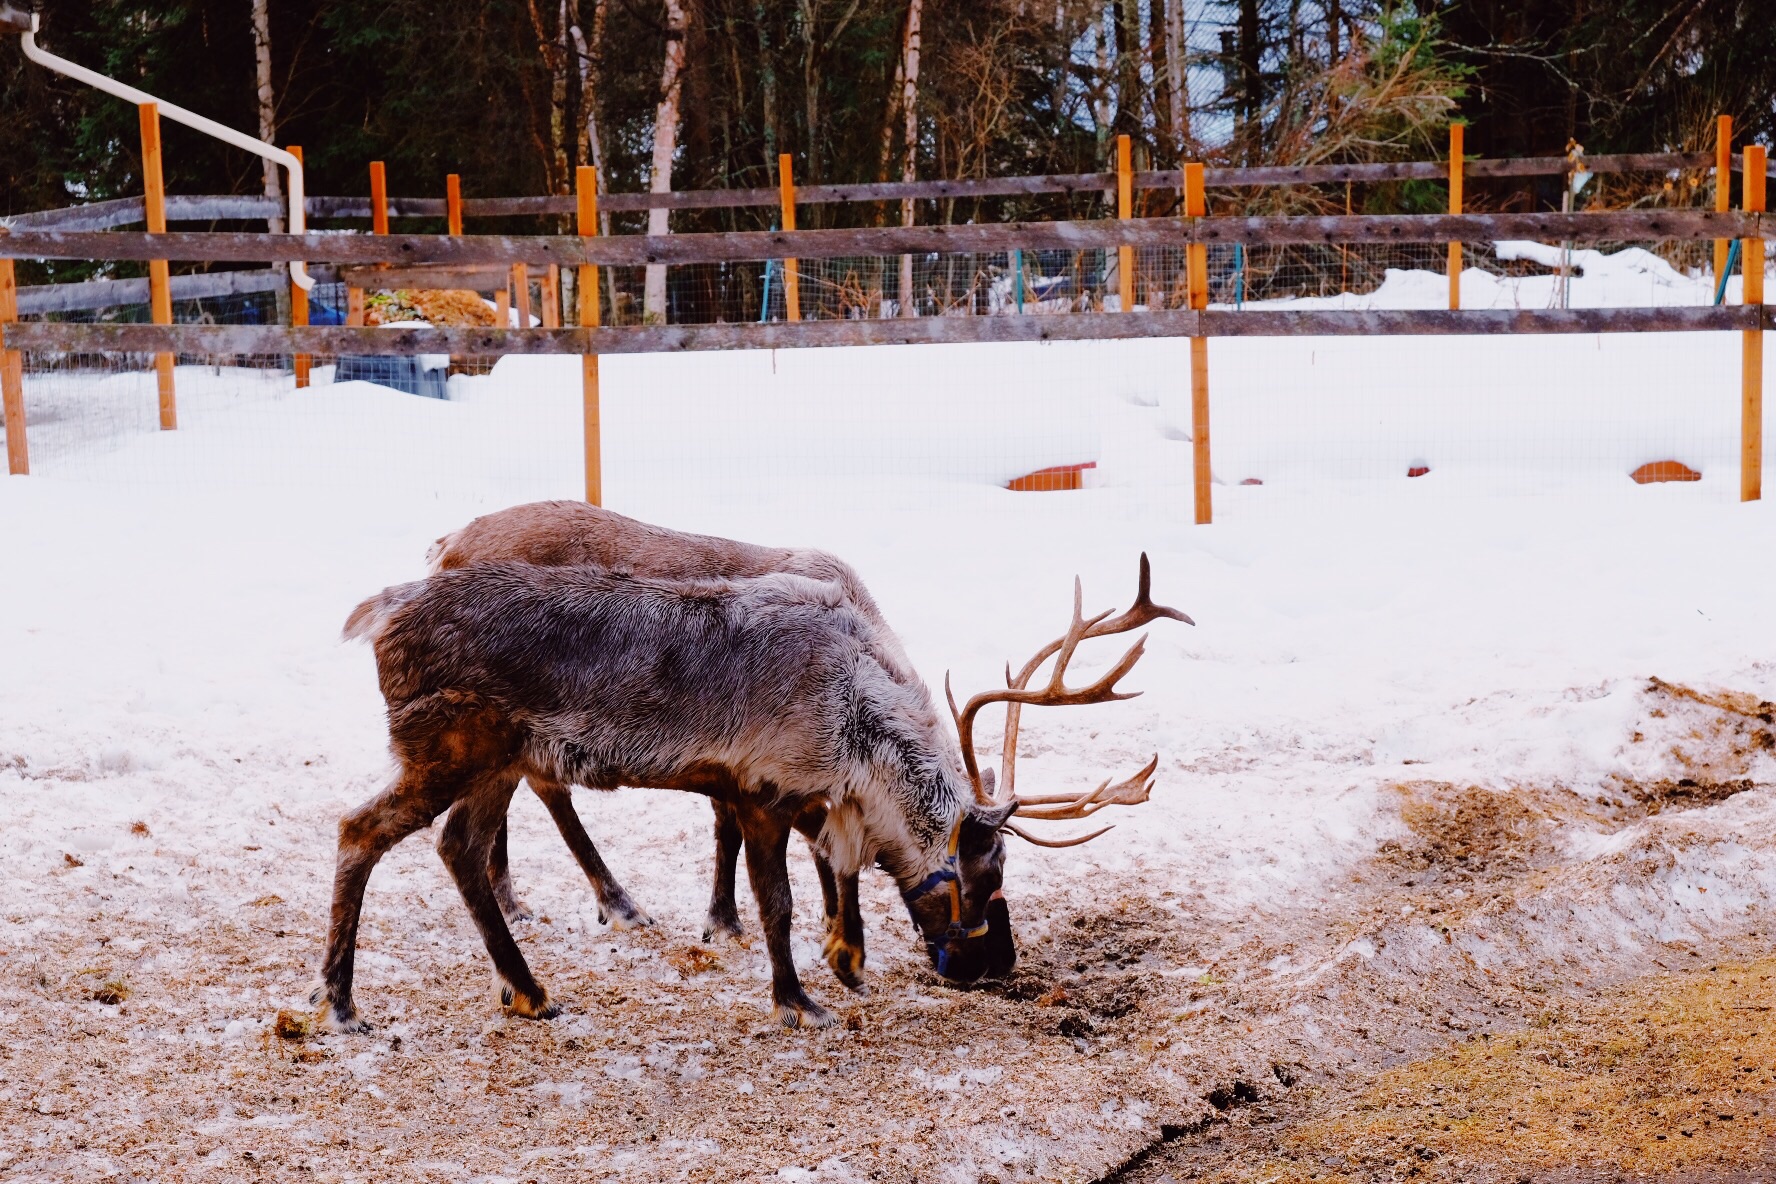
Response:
1118,135,1135,313
1185,162,1210,525
1447,124,1464,310
6,306,1765,361
0,256,25,475
5,150,1751,234
288,146,310,388
446,174,463,236
779,154,801,323
513,262,531,327
369,162,390,235
1715,116,1733,293
138,102,176,430
2,211,1758,272
1745,143,1767,504
16,266,340,316
577,166,601,506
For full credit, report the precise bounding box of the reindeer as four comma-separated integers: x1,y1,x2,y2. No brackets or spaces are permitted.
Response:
427,502,1188,991
323,561,1187,1029
426,500,921,991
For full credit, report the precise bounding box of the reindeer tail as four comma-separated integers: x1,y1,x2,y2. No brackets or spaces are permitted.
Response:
342,580,427,643
424,530,458,574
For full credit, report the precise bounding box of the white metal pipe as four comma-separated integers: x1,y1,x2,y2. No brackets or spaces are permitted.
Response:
17,13,313,290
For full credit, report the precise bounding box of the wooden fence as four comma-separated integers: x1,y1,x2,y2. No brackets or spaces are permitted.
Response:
1,142,1770,521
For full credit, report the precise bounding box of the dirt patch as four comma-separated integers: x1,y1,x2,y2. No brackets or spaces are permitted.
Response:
1114,954,1776,1183
989,900,1183,1036
1379,782,1557,886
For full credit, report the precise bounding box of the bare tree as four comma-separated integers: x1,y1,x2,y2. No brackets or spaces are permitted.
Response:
250,0,283,233
1165,0,1190,159
897,0,922,316
568,0,609,206
643,0,691,323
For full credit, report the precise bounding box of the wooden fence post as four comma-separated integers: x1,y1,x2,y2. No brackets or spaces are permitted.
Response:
1743,143,1766,504
138,102,176,429
348,160,387,326
1185,161,1211,525
779,153,801,322
541,264,560,328
1715,115,1732,291
513,263,531,327
446,173,463,236
1,256,26,475
287,145,310,388
1117,134,1135,312
577,166,602,506
1447,123,1464,310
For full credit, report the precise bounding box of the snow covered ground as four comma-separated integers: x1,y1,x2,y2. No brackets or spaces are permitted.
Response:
2,253,1775,1181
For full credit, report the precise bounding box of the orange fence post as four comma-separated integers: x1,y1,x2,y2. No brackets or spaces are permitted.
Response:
138,102,176,429
513,263,531,327
1117,134,1135,312
541,264,561,329
287,145,310,388
1,257,26,475
1715,116,1733,290
1185,161,1211,525
1447,123,1464,310
778,153,801,322
369,160,390,235
1743,143,1766,504
577,166,602,505
446,173,463,236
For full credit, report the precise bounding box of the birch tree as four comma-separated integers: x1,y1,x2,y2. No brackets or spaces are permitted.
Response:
643,0,691,323
250,0,283,233
897,0,920,316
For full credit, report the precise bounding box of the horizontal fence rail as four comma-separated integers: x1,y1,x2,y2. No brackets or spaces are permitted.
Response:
0,212,1763,270
16,265,340,315
2,152,1772,228
8,306,1766,358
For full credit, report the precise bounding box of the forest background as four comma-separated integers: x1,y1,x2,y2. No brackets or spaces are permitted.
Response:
1,1,1770,260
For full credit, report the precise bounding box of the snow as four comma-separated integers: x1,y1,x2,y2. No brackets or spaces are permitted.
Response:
2,249,1775,1180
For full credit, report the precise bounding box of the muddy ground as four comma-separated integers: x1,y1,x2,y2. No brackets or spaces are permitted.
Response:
4,678,1776,1182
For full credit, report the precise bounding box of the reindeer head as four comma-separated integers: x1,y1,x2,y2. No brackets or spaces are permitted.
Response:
899,798,1016,983
934,554,1193,979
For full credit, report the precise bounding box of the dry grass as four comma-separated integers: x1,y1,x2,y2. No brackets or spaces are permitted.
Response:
1139,958,1776,1182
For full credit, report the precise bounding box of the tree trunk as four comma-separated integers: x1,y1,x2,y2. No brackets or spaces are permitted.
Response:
250,0,283,234
1166,0,1189,159
756,2,779,178
643,0,690,323
897,0,921,317
1112,0,1140,139
569,2,607,200
1327,0,1340,64
1237,0,1262,162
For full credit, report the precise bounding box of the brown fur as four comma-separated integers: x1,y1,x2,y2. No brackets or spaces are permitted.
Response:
429,501,919,985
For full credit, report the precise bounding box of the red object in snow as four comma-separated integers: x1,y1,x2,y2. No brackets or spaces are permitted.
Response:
1630,460,1701,484
1239,478,1263,486
1407,465,1430,478
1007,461,1097,492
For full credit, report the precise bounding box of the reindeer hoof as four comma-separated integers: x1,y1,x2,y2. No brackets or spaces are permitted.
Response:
500,982,560,1020
500,901,535,925
602,896,653,931
309,985,371,1033
823,934,868,994
774,997,835,1030
702,912,745,944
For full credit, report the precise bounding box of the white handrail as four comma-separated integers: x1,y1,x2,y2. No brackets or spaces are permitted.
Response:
17,13,313,290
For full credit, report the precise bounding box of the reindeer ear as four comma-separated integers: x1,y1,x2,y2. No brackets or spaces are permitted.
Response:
964,800,1017,836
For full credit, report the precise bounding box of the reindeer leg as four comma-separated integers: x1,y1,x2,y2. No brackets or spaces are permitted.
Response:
529,776,652,930
702,799,746,943
793,809,867,994
315,770,452,1034
486,818,532,924
438,775,559,1020
738,803,833,1029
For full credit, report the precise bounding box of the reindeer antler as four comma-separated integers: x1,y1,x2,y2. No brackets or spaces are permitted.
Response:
948,554,1192,845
